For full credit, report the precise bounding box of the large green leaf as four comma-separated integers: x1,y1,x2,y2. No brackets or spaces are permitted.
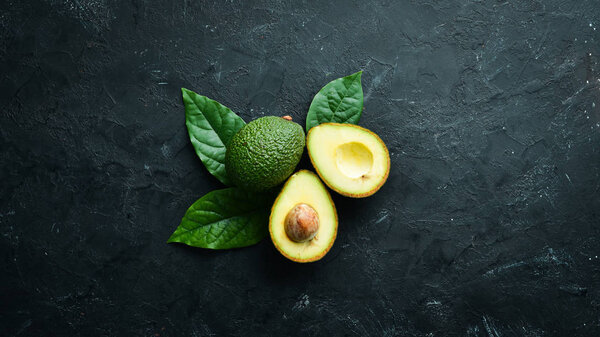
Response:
167,188,274,249
182,88,246,185
306,71,363,131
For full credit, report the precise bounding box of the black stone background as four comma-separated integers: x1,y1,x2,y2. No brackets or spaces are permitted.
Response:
1,0,600,336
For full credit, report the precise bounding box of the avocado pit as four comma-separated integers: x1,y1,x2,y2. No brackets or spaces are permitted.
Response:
284,203,319,243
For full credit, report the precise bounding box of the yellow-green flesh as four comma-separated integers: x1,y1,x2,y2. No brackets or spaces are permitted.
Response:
307,123,389,196
270,170,337,262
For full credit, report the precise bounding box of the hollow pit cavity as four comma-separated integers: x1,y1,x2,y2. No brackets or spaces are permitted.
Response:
335,142,373,179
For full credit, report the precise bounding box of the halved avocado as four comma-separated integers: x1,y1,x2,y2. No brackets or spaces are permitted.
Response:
307,123,390,198
269,170,337,263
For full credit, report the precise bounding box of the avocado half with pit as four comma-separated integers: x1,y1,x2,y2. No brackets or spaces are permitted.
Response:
307,123,390,198
269,170,337,263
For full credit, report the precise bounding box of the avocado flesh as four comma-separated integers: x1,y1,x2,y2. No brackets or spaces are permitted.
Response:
269,170,337,263
226,116,305,192
307,123,390,198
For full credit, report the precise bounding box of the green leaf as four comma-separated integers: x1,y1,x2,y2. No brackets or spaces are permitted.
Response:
306,71,364,131
167,188,274,249
182,88,246,185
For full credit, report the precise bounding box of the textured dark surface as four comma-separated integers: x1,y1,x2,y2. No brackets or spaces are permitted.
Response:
1,0,600,336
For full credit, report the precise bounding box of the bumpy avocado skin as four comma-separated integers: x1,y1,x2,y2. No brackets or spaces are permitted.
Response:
225,116,305,191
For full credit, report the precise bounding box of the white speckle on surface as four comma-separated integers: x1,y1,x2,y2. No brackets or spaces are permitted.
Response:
484,248,570,277
482,315,501,337
374,211,389,224
466,325,480,335
0,210,15,218
426,300,441,306
158,82,168,85
485,261,527,277
144,164,150,170
161,143,171,158
58,0,113,32
565,173,572,184
292,294,310,311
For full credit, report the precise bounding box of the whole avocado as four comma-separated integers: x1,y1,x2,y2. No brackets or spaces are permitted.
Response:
226,116,305,191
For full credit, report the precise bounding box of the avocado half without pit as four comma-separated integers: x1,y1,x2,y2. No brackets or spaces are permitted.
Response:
307,123,390,198
269,170,337,263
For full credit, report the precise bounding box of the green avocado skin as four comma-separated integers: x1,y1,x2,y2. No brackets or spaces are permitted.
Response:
225,116,305,191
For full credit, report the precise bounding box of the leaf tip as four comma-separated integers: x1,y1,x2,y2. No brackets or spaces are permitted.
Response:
166,233,178,244
182,88,201,100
